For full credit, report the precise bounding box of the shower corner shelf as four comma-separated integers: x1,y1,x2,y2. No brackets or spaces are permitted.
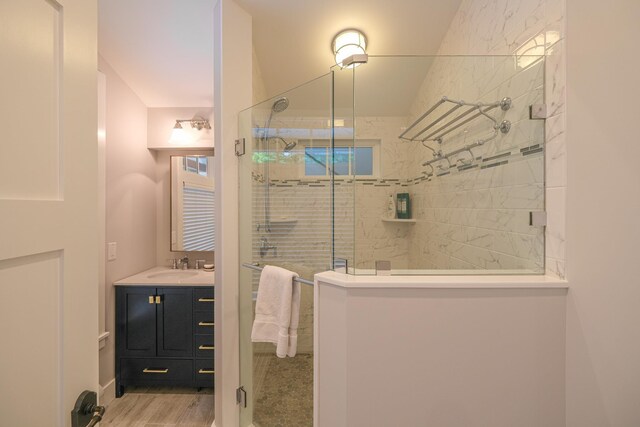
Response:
381,217,416,224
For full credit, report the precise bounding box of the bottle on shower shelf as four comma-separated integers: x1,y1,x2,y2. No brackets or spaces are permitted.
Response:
396,193,411,219
387,194,396,219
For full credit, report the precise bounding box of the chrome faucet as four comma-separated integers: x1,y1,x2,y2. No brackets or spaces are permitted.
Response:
179,255,189,270
259,237,277,258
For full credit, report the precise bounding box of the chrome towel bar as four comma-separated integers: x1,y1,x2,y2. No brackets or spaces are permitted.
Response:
242,262,314,286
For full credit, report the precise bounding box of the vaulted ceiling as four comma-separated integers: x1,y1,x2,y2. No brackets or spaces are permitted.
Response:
236,0,463,98
98,0,214,107
98,0,462,108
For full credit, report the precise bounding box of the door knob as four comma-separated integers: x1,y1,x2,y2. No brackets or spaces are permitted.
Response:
71,390,106,427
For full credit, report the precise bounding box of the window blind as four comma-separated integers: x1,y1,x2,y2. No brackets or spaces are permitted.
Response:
182,185,215,251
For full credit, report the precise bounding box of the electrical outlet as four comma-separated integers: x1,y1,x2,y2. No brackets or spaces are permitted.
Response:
107,242,117,261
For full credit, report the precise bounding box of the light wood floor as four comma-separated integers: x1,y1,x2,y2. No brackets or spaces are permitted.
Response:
101,387,214,427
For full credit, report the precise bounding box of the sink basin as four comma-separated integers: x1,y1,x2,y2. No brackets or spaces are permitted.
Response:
147,271,199,280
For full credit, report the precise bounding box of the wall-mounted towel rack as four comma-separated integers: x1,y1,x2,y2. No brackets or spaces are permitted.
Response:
399,96,512,177
242,262,314,286
399,96,512,143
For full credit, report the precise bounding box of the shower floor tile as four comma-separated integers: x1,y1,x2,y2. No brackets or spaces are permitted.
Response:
253,353,313,427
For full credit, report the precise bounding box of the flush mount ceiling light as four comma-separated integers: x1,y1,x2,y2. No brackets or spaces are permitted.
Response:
332,29,368,68
169,116,211,144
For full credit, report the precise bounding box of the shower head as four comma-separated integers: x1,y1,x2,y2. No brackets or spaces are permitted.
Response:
262,97,290,145
269,136,297,152
282,140,297,152
271,97,289,113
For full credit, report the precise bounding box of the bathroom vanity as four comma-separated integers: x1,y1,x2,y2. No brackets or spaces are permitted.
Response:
114,267,215,397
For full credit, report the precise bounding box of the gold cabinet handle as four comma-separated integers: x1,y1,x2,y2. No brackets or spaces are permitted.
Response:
148,296,154,304
198,321,214,326
198,369,215,374
155,295,161,304
198,298,215,302
198,345,215,350
143,368,169,374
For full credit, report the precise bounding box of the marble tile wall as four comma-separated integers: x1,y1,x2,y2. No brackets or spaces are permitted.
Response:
250,115,413,271
404,55,546,272
403,0,566,276
245,0,566,278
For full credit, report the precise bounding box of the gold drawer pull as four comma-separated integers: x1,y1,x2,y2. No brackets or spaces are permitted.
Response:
148,296,154,304
155,295,161,304
143,368,168,374
198,298,215,302
198,369,215,374
198,321,214,326
198,345,215,351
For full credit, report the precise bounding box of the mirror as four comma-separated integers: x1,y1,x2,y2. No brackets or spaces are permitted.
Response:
170,155,215,251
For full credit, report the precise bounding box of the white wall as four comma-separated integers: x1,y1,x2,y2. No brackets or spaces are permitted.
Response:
214,1,253,425
565,1,640,425
98,56,158,388
316,274,567,427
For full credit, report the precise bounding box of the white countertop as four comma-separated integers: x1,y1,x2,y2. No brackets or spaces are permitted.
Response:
315,271,568,289
114,266,214,286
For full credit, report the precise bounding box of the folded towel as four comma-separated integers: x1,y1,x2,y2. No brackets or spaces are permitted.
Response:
251,265,301,358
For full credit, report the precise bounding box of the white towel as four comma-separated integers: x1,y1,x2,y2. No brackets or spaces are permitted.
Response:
251,265,301,358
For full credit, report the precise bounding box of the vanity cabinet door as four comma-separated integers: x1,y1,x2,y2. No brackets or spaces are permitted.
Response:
117,287,157,357
156,287,193,357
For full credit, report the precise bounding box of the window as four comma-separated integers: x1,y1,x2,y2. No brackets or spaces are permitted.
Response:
183,156,209,176
303,140,379,177
182,185,215,251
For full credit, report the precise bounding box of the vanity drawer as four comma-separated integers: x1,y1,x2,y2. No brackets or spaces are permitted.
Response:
120,358,193,383
194,288,215,311
195,334,215,359
194,311,215,335
195,359,215,388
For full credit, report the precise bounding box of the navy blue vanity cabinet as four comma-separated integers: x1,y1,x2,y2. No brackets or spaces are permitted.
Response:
156,287,193,357
194,287,215,388
116,285,213,397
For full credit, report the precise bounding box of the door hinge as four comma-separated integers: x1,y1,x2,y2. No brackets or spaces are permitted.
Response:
529,211,547,227
235,138,246,156
529,104,547,119
236,386,247,408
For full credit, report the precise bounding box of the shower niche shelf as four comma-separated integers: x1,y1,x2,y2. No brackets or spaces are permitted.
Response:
382,218,416,224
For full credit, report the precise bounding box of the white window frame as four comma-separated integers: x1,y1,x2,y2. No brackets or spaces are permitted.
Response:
299,138,380,178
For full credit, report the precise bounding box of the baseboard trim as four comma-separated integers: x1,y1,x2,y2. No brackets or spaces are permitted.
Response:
99,378,116,407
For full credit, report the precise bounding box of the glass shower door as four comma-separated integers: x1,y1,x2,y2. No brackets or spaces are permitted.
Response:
237,72,335,427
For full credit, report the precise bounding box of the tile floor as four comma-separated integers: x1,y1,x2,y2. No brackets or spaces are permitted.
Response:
100,387,214,427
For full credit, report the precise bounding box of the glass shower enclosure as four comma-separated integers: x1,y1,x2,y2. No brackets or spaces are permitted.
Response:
237,54,546,426
237,72,341,427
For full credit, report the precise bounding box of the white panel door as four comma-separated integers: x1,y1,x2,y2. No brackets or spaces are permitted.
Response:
0,0,98,426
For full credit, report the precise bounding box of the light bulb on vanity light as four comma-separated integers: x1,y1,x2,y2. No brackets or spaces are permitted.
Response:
169,121,189,145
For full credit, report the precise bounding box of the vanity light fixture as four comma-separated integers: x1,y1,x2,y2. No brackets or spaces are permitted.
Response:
332,29,368,68
169,116,211,144
174,117,211,131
